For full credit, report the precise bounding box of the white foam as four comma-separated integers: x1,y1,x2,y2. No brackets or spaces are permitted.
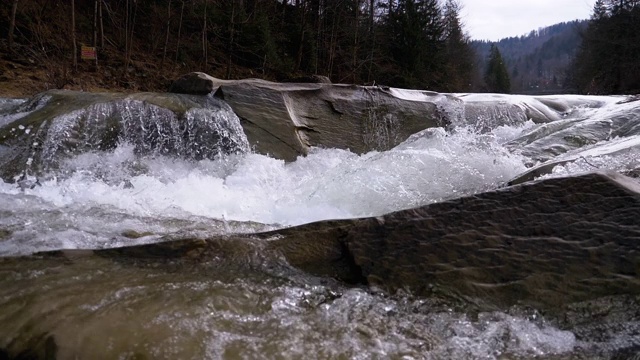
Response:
0,123,529,255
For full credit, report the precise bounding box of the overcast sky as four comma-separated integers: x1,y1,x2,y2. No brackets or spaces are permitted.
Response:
460,0,595,41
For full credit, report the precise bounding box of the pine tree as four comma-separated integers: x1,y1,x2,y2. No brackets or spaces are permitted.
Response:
484,44,511,93
571,0,640,93
385,0,445,88
442,0,475,91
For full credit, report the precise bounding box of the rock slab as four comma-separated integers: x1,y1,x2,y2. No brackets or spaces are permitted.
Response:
171,72,456,160
11,171,639,310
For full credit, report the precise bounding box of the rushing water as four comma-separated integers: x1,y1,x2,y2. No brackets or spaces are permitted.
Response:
0,93,639,359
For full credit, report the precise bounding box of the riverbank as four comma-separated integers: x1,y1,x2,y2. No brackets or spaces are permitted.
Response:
0,40,261,99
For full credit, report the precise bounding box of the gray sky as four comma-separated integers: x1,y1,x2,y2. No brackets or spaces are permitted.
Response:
460,0,595,41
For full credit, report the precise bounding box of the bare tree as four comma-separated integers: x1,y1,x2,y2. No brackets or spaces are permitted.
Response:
175,0,185,66
99,0,104,48
8,0,19,50
203,0,209,67
352,0,361,81
72,0,77,70
93,0,98,47
161,0,172,69
123,0,139,71
226,0,237,78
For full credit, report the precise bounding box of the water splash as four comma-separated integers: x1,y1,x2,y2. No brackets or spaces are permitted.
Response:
0,96,249,182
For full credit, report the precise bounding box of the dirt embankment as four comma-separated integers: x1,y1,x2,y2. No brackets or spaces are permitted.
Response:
0,40,262,99
0,40,184,98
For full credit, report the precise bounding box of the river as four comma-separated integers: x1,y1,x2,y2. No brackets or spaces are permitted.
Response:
0,92,639,359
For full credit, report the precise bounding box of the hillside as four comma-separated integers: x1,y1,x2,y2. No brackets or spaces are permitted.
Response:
472,20,588,94
1,0,479,98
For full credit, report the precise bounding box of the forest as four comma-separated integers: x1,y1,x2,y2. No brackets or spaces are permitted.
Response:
1,0,638,95
570,0,640,94
1,0,475,93
472,21,587,94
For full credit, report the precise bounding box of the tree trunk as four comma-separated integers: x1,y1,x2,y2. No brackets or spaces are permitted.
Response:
314,0,322,74
93,0,98,66
175,0,185,66
72,0,77,70
125,0,129,65
8,0,19,50
99,0,104,48
93,0,98,47
295,1,307,72
226,0,236,78
352,0,360,82
367,0,375,83
127,0,138,65
161,0,172,69
203,0,208,67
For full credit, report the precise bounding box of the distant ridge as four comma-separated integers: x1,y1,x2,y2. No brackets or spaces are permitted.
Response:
471,20,588,94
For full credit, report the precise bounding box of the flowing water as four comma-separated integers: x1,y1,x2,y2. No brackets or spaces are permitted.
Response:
0,93,639,359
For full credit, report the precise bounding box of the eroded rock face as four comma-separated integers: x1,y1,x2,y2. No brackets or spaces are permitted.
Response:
170,72,457,160
271,171,639,308
170,73,633,162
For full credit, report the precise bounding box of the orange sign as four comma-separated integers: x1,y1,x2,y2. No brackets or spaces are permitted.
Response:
81,46,97,60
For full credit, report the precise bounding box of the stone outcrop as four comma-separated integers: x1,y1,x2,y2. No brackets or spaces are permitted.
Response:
343,171,640,309
170,72,457,160
170,73,635,162
6,171,638,311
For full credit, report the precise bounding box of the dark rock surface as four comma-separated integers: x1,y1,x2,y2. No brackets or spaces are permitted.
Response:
6,171,638,311
345,171,640,309
1,171,639,358
170,72,456,160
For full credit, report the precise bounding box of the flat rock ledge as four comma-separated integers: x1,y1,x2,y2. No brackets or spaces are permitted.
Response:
171,72,620,161
10,171,640,311
170,72,458,160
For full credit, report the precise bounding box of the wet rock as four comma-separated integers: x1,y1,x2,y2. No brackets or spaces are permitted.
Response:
169,72,216,95
13,171,639,311
0,89,249,182
504,96,640,163
223,172,635,308
1,171,639,358
344,171,640,309
283,75,332,84
169,73,456,160
120,230,154,239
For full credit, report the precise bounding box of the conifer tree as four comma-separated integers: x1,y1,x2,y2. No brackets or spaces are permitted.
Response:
571,0,640,93
442,0,474,91
484,44,511,93
385,0,444,88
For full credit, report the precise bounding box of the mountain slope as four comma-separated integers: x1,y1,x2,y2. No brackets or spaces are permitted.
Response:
472,20,588,94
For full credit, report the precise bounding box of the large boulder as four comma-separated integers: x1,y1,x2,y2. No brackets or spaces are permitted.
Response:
170,72,459,160
344,171,640,309
6,171,638,311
